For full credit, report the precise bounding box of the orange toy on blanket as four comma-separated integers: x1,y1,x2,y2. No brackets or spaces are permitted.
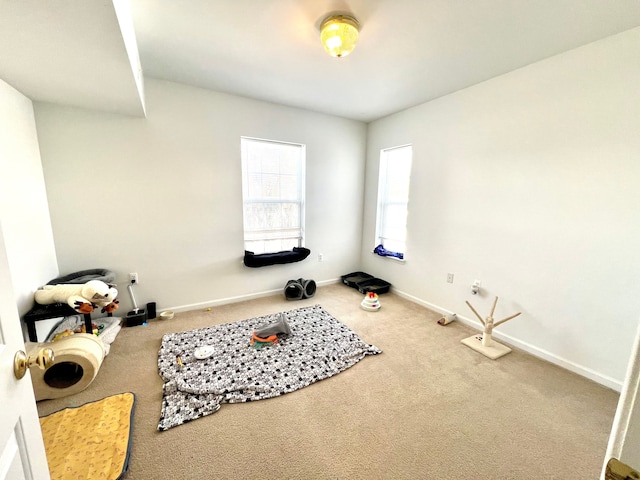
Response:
250,313,292,349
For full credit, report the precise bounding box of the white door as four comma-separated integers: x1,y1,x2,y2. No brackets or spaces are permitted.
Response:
601,319,640,479
0,224,50,480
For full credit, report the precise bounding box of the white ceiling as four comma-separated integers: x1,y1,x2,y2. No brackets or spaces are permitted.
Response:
1,0,639,122
0,0,145,116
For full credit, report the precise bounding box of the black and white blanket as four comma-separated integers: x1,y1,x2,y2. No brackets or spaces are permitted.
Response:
157,305,381,431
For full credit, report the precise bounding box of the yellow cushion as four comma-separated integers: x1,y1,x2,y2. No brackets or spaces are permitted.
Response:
40,392,135,480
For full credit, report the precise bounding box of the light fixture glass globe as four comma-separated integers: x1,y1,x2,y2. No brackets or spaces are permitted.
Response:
320,15,359,58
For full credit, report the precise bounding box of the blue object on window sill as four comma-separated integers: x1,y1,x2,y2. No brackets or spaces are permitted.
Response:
244,247,311,268
373,244,404,260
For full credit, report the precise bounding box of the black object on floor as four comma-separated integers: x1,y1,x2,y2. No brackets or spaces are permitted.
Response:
125,310,147,327
125,281,147,327
284,278,316,300
341,271,391,294
356,278,391,295
147,302,157,319
341,272,374,288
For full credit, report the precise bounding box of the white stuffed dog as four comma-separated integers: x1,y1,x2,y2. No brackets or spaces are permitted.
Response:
34,280,119,314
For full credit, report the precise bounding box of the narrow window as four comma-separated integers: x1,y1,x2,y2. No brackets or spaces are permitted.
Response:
374,144,412,259
241,137,305,255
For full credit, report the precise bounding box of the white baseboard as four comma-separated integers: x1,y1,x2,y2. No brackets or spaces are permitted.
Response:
164,278,342,315
392,288,623,392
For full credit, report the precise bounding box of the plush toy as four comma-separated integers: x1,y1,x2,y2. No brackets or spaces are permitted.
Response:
34,279,119,314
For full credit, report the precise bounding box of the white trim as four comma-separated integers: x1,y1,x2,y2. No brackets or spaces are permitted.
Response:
240,136,304,148
381,143,413,153
0,431,18,480
602,319,640,478
392,287,623,392
163,278,341,314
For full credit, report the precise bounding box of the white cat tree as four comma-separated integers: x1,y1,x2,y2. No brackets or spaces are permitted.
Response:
461,296,521,359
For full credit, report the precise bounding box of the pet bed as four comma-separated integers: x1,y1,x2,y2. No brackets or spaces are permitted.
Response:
46,268,116,285
356,278,391,295
39,392,135,480
341,271,374,287
341,271,392,294
243,247,311,267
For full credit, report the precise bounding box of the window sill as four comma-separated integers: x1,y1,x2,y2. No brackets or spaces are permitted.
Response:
371,251,406,263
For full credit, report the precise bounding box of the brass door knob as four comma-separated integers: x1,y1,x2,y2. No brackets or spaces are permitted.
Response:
606,458,640,479
13,348,54,380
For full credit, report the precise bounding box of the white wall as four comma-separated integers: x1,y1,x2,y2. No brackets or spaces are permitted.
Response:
362,28,640,389
34,79,367,313
28,29,640,389
0,79,58,317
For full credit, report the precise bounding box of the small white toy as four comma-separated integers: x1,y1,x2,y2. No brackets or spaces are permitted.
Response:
34,280,119,314
360,292,381,311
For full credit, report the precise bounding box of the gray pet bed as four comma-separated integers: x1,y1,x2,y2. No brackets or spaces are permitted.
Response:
47,268,115,285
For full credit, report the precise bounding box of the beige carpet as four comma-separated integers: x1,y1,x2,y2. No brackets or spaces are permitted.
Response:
37,284,618,479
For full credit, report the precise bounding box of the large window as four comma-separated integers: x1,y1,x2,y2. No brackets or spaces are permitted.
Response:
241,137,305,255
375,144,413,258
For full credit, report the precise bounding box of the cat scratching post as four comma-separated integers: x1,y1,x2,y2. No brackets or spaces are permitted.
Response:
461,296,521,359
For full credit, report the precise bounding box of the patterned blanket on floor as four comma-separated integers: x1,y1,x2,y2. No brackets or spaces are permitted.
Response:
157,304,381,430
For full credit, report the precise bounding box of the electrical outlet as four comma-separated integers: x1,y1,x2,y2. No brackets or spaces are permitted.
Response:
318,253,324,262
129,272,139,284
447,273,454,283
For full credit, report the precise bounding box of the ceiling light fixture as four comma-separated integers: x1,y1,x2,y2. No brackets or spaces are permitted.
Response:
320,14,360,58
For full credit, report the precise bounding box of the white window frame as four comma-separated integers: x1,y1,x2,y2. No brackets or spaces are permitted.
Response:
374,144,413,259
240,136,306,255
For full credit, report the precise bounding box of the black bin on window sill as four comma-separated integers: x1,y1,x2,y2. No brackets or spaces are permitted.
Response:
356,278,391,295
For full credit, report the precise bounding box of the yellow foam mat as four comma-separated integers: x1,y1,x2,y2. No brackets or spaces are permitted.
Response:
40,392,135,480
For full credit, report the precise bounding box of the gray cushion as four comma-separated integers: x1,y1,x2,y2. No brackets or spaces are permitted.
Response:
47,268,116,285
